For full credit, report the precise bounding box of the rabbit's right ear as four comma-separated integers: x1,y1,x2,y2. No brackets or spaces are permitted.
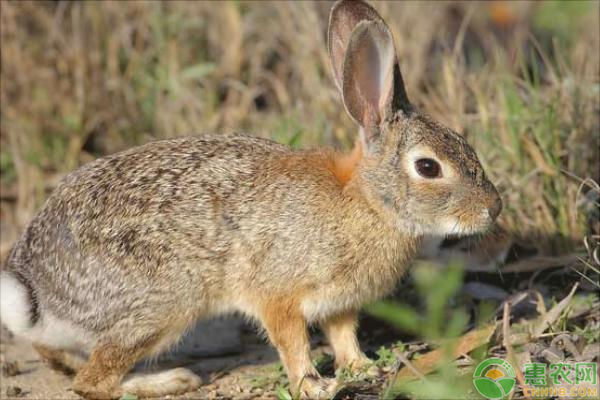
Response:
328,0,410,147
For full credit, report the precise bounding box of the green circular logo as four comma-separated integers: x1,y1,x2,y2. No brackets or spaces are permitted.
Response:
473,358,516,399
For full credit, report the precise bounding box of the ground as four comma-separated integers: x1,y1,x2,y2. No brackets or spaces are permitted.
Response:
1,318,285,400
1,263,598,400
0,317,395,400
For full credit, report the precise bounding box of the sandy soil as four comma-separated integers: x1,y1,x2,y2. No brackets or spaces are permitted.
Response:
0,319,294,400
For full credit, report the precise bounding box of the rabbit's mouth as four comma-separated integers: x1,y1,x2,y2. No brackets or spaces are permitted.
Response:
400,213,492,239
436,210,495,237
441,234,462,247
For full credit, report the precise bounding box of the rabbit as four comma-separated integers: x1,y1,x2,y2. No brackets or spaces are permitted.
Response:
0,0,502,399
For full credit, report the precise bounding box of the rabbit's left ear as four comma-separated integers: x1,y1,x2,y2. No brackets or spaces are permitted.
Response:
328,0,385,92
328,0,410,144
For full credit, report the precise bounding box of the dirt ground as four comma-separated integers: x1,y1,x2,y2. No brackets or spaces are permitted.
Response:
0,319,295,400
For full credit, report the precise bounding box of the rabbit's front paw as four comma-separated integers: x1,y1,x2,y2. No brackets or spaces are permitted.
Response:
359,363,385,380
298,375,340,400
340,357,384,381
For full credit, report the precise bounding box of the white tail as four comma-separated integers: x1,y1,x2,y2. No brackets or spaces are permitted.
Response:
0,271,34,335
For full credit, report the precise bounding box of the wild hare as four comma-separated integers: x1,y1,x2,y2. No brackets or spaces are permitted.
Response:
0,0,501,399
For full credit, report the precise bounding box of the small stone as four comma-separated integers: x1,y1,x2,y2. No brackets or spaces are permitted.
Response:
541,347,564,364
463,282,508,301
524,342,545,356
207,390,218,400
6,386,22,397
581,344,600,361
2,361,20,377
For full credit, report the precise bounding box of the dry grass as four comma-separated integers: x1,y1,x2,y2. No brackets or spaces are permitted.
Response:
1,1,598,251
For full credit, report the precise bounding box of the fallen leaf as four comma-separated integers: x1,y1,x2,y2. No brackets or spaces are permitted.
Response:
395,324,496,381
533,283,578,337
502,255,581,273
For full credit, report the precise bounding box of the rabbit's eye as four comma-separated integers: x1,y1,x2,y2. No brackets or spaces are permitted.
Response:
415,158,441,179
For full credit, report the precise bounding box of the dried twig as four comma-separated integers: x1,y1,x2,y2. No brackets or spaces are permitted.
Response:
395,351,427,381
534,291,546,315
503,303,529,400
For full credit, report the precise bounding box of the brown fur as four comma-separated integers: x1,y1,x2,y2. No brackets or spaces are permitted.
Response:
73,336,159,399
259,296,318,395
34,344,84,375
331,140,363,185
322,311,370,370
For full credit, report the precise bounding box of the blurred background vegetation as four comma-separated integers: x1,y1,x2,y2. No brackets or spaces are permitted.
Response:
0,0,598,251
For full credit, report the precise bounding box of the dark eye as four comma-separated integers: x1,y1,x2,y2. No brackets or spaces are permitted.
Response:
415,158,442,179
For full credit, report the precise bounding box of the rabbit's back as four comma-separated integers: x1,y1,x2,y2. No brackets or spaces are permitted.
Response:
4,135,296,335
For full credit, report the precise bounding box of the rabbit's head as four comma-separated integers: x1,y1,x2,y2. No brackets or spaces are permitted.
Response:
329,0,501,237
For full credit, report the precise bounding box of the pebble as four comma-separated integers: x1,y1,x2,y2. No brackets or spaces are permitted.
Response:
2,361,20,377
6,386,22,397
541,347,564,364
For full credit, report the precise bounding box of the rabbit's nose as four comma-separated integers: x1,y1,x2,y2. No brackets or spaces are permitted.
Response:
488,195,502,221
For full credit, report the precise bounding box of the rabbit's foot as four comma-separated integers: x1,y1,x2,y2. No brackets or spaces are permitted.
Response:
298,375,340,400
73,342,201,399
72,375,121,400
121,368,202,398
351,357,384,377
339,357,384,381
357,363,385,380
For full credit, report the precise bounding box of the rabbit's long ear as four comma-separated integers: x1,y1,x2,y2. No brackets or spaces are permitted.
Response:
328,0,384,92
342,20,408,143
328,1,409,145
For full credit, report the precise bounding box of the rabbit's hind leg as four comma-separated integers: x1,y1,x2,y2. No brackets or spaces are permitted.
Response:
72,340,149,399
72,333,201,399
33,344,85,375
